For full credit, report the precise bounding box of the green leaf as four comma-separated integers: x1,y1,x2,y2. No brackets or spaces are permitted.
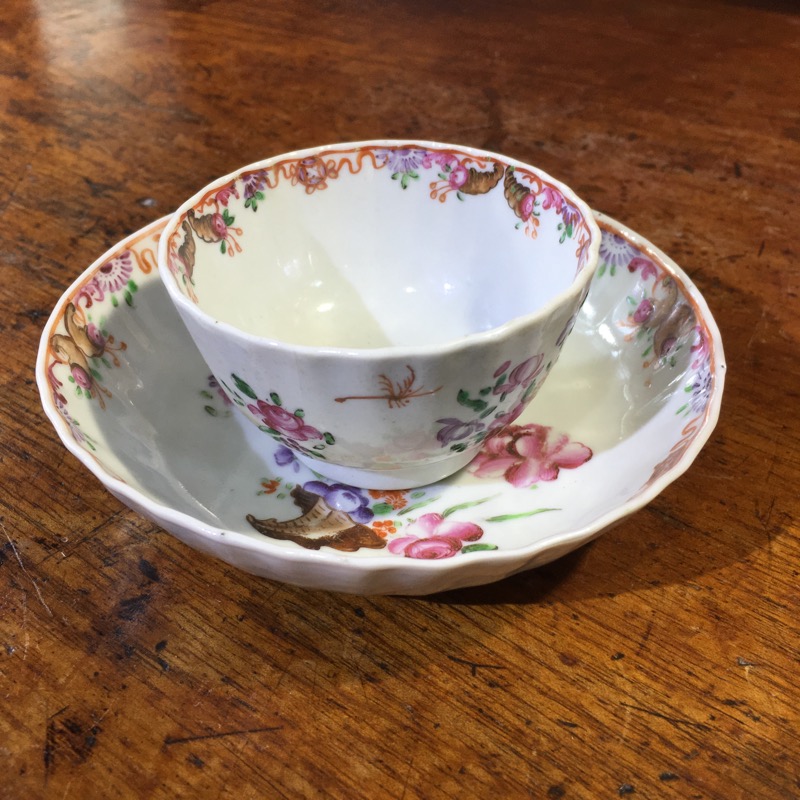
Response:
450,442,467,452
676,403,689,415
597,263,607,277
398,496,441,516
232,373,257,399
610,264,616,276
486,508,560,522
101,357,111,369
124,289,134,307
478,386,492,396
200,390,213,399
438,172,448,180
294,408,305,418
391,172,400,181
410,490,425,499
442,494,499,518
323,432,335,446
204,405,218,416
220,240,227,254
255,191,265,200
90,368,102,380
462,543,498,553
457,389,487,412
269,391,281,406
456,191,464,201
111,295,119,307
371,502,394,516
478,405,497,419
128,279,138,292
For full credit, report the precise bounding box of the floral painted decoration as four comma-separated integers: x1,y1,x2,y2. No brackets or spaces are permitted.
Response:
217,372,336,459
246,421,592,556
165,144,595,299
435,353,548,453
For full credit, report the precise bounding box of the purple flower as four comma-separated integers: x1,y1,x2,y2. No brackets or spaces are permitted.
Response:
599,233,637,268
304,481,374,524
243,171,267,200
436,418,485,446
378,147,428,174
691,366,713,413
560,201,580,229
274,445,300,472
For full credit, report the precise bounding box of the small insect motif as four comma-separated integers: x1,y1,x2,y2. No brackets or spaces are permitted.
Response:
334,365,442,408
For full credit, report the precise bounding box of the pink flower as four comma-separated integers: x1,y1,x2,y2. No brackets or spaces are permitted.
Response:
469,423,592,488
633,298,655,324
96,252,133,294
85,322,106,349
247,399,322,441
388,513,483,559
493,354,544,396
71,364,93,390
448,164,469,190
215,182,240,206
690,326,709,369
627,256,658,281
519,192,535,220
208,213,228,239
540,186,565,214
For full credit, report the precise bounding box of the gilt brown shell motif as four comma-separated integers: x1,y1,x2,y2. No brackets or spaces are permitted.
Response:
246,485,386,552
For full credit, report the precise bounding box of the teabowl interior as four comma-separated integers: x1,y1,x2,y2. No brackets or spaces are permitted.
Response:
167,146,595,348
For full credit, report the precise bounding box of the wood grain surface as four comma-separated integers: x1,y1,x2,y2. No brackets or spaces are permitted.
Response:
1,1,799,797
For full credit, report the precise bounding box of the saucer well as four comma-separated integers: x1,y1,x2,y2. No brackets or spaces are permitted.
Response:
37,213,725,595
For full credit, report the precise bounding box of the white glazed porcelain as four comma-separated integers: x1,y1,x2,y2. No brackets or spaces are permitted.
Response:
157,142,601,488
38,213,725,595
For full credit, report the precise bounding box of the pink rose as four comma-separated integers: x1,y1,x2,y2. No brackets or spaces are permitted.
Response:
248,399,322,441
388,513,483,560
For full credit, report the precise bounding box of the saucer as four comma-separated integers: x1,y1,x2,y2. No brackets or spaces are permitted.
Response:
37,213,725,595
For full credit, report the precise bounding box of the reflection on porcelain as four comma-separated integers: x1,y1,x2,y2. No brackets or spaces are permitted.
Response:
37,212,725,596
156,141,601,488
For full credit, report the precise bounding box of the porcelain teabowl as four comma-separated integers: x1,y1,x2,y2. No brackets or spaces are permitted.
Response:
158,141,601,488
38,213,724,595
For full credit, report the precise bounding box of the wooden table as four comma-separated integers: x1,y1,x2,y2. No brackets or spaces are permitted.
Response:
2,1,798,797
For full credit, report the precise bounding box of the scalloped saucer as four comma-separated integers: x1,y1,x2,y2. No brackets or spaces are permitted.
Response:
37,213,725,595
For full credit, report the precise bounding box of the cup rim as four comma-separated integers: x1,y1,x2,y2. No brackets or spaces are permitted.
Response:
157,139,601,359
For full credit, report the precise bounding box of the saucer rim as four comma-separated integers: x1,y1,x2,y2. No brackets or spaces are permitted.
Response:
36,212,726,581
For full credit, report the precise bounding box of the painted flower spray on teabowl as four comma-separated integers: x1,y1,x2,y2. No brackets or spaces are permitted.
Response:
158,141,601,490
